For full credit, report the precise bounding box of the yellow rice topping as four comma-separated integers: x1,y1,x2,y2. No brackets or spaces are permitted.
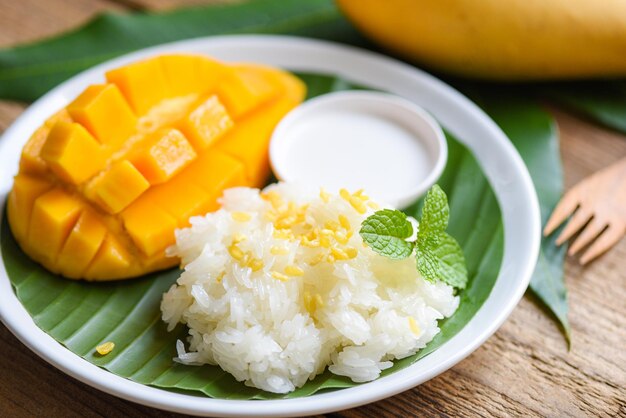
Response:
271,271,290,282
259,187,371,269
231,211,252,222
408,317,421,336
284,264,305,276
96,341,115,356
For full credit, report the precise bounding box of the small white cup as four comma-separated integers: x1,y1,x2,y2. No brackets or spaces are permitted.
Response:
270,91,447,208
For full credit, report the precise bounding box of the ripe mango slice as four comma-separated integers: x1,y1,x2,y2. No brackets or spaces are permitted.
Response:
40,121,106,184
8,54,305,281
128,128,197,185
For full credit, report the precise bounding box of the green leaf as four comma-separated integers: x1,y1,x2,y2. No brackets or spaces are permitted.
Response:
417,232,468,289
1,71,515,400
359,209,414,259
0,0,566,398
404,184,467,289
476,93,570,343
417,184,449,239
545,80,626,136
0,0,368,102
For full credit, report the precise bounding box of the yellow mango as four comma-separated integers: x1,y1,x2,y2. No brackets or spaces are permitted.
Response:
338,0,626,80
159,54,223,96
7,54,305,280
129,128,197,185
216,67,306,187
40,121,105,185
140,182,210,228
177,95,234,151
20,109,72,175
84,235,132,281
20,126,50,175
196,57,228,91
93,160,150,214
217,66,280,119
121,202,178,257
67,84,137,148
7,175,53,242
57,210,107,279
106,59,169,115
28,188,84,265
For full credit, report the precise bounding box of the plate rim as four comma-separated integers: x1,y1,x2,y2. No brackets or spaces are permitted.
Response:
0,34,541,417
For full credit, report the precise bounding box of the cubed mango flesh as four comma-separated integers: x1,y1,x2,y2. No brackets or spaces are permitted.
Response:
84,235,132,281
144,183,211,228
40,121,105,184
67,84,137,148
106,59,169,116
28,188,84,265
216,67,304,187
57,209,107,279
93,161,150,214
177,95,233,151
129,128,197,185
217,66,281,119
177,151,247,204
7,54,305,280
7,175,53,242
121,202,178,257
20,109,72,175
159,54,224,97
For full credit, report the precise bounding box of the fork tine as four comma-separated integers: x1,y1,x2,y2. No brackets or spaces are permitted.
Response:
569,217,607,255
580,224,626,265
556,209,592,245
544,191,579,236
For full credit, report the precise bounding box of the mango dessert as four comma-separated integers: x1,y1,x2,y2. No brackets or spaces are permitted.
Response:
7,54,305,280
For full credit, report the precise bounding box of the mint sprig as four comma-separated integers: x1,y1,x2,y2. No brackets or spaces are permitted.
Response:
359,185,468,289
359,209,414,259
417,184,449,239
416,232,467,289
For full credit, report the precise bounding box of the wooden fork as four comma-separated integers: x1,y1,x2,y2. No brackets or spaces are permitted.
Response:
544,156,626,265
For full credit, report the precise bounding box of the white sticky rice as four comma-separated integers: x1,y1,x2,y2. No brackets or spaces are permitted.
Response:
161,183,459,394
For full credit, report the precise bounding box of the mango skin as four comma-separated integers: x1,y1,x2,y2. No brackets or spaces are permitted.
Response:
338,0,626,80
8,55,305,281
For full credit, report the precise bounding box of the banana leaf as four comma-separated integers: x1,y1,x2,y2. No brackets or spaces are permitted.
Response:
2,72,507,399
475,93,570,343
0,0,368,102
545,80,626,136
0,0,569,390
1,0,623,142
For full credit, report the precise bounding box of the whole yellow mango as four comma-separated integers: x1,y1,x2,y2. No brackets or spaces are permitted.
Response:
337,0,626,80
8,54,305,281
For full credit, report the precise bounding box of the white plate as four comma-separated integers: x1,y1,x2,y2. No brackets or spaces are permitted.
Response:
0,35,540,417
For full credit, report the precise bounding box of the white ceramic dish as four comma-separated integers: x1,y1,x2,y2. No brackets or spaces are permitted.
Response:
269,91,447,208
0,35,540,417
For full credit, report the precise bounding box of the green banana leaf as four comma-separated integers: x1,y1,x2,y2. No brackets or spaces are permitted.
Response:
2,72,506,399
545,80,626,136
476,93,570,343
0,0,570,379
1,0,623,142
0,0,368,102
454,79,626,138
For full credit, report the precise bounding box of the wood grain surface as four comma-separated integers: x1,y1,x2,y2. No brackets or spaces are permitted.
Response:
0,1,625,417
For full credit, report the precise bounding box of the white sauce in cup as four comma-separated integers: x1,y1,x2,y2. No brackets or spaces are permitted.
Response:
270,91,447,208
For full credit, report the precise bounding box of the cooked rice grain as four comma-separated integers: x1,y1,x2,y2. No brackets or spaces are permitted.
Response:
161,183,458,394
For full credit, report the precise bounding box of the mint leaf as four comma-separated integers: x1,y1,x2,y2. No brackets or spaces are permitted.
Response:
359,209,415,259
357,185,468,289
417,184,449,240
414,185,467,289
417,232,468,289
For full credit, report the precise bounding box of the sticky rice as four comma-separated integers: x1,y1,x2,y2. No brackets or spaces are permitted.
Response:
161,183,459,393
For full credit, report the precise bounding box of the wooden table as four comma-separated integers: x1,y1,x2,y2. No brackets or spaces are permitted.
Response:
0,1,624,416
